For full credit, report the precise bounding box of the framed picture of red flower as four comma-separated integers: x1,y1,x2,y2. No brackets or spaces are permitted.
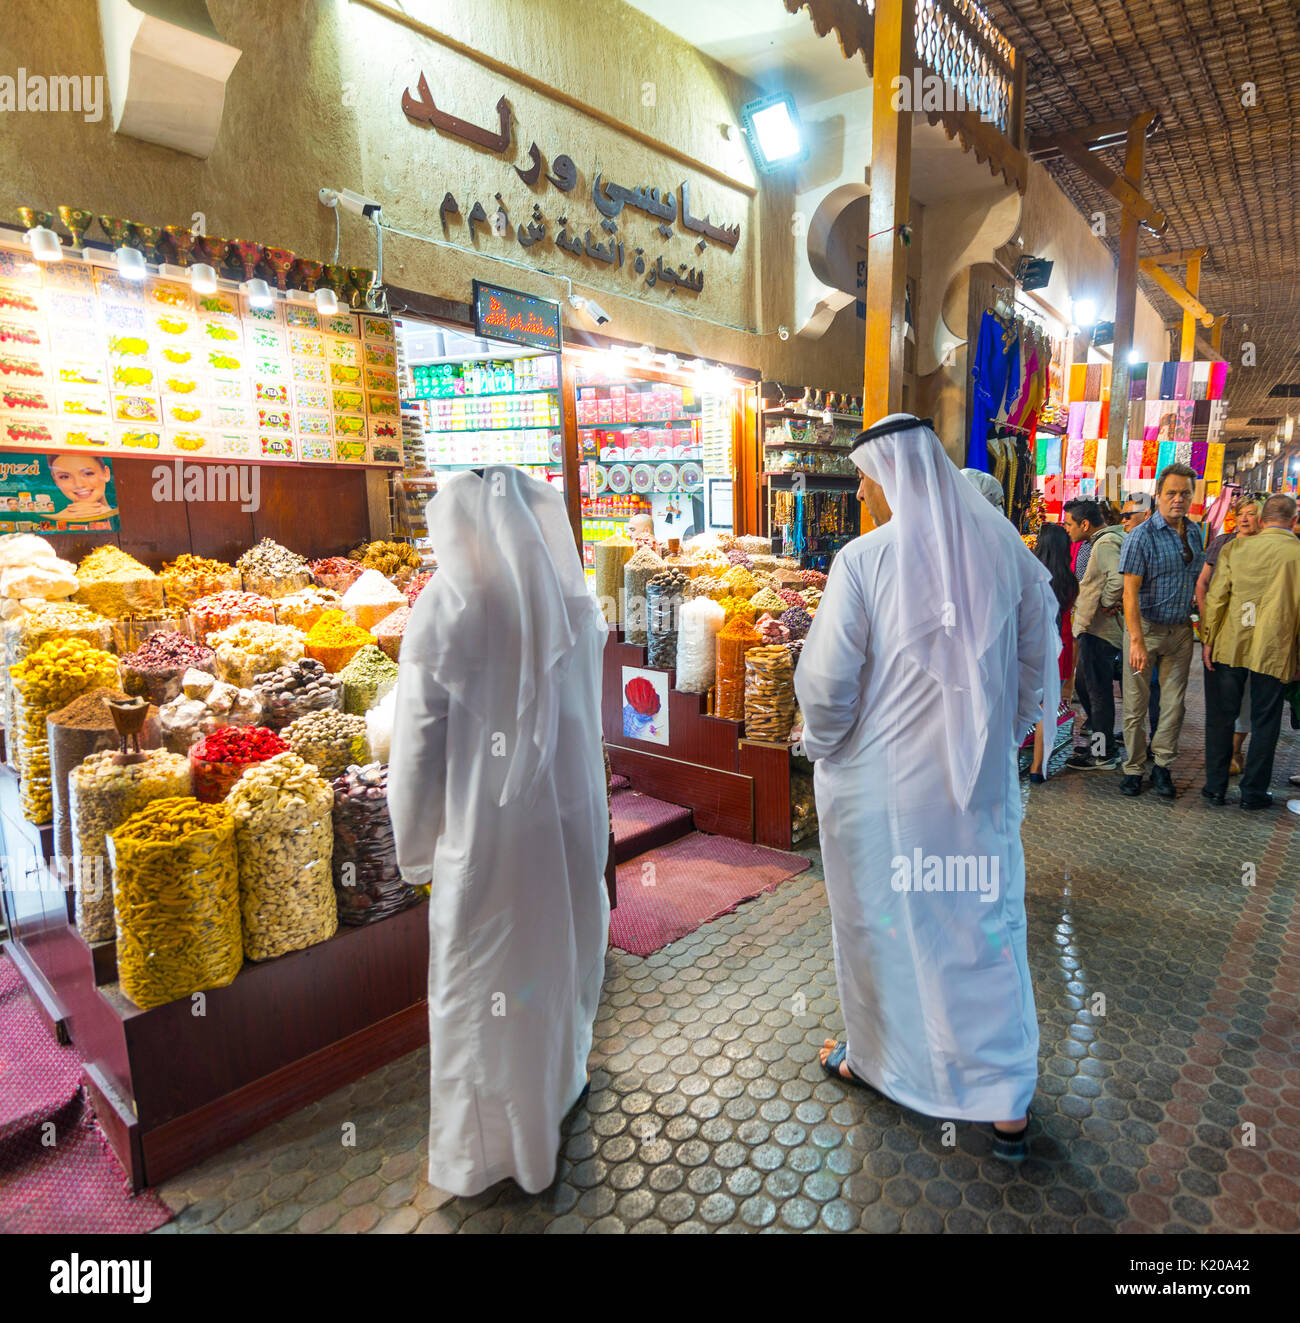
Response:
621,666,670,746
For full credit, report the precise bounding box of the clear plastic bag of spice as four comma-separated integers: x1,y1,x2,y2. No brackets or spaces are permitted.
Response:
645,573,686,670
743,645,796,742
252,660,342,732
109,798,242,1010
69,749,190,943
331,763,421,926
229,754,337,961
120,634,217,707
715,618,761,722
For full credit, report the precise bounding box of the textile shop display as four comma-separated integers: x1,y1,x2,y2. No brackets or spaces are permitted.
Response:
967,308,1020,471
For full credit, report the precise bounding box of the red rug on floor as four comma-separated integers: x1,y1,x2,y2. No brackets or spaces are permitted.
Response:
0,949,82,1146
609,832,812,957
0,951,171,1233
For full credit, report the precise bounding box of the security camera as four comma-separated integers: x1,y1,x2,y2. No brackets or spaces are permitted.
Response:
319,187,383,220
569,294,611,327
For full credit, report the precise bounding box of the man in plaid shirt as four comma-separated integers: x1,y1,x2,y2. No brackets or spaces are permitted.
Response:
1116,463,1205,797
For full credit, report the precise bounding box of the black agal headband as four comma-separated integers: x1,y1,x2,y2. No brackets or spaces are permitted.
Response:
850,415,933,454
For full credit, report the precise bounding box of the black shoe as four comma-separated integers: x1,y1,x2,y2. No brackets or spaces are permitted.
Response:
1151,765,1176,798
991,1121,1030,1162
1242,793,1274,811
1120,774,1144,796
1064,750,1095,770
1200,786,1226,806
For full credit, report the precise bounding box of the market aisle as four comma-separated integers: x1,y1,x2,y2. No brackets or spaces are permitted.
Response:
155,674,1300,1234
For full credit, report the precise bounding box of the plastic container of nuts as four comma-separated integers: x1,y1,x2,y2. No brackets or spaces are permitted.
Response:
109,797,242,1010
252,659,342,731
228,752,337,961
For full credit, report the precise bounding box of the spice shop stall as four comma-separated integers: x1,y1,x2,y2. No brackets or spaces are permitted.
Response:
0,227,444,1192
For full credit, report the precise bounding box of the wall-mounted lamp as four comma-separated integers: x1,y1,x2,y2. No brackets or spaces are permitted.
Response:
739,92,808,173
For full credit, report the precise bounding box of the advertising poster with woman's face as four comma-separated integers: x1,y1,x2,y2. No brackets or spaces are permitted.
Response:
0,450,120,532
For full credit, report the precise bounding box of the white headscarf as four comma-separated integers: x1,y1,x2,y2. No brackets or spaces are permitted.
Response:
402,466,604,805
961,467,1005,510
853,415,1056,809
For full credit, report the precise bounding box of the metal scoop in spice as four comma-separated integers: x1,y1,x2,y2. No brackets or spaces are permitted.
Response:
106,696,150,765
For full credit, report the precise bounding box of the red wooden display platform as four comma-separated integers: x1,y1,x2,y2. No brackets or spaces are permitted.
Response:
602,634,793,850
0,765,431,1191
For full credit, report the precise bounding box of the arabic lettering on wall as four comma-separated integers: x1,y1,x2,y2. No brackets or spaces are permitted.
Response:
401,74,742,297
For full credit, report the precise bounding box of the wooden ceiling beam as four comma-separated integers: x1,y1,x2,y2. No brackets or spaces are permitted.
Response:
1147,247,1208,267
1028,114,1161,161
1140,257,1215,327
1049,118,1168,234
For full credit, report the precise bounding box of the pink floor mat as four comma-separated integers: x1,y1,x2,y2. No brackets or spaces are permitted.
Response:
609,832,812,957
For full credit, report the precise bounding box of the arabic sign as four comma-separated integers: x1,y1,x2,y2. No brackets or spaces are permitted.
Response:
401,78,742,299
473,281,562,352
0,449,119,532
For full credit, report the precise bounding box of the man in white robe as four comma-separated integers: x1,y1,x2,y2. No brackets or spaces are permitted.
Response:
795,415,1060,1157
388,466,610,1196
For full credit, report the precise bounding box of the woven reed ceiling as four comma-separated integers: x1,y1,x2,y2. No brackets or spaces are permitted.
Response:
980,0,1299,447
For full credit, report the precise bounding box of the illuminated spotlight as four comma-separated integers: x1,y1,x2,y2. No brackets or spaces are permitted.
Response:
740,92,808,173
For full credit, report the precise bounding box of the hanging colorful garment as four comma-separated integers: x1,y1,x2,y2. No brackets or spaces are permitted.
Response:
967,311,1020,470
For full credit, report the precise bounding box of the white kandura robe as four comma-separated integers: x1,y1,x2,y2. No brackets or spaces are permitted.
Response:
795,524,1059,1121
388,594,610,1197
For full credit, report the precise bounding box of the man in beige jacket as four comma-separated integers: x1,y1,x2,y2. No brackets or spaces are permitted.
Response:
1201,494,1300,809
1065,518,1126,770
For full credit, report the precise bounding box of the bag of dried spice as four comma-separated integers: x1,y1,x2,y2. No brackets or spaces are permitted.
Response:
331,763,421,926
120,630,217,706
110,798,242,1010
188,725,288,802
69,748,190,943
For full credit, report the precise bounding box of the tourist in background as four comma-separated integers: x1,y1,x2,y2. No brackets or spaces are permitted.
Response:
1065,507,1126,770
1197,493,1261,775
1201,494,1300,809
1117,465,1204,797
1028,521,1078,783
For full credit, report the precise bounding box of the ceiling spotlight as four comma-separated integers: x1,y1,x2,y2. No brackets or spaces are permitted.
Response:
635,343,654,364
660,353,680,372
1072,298,1098,329
24,225,63,263
190,262,218,294
116,245,147,281
740,91,808,173
1127,348,1141,365
314,286,339,315
244,278,273,309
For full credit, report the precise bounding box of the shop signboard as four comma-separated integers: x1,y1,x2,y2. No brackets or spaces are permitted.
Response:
472,281,561,352
0,448,119,532
0,241,399,468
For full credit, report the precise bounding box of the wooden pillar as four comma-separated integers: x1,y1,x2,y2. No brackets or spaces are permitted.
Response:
1210,314,1226,358
1180,251,1201,362
863,0,914,426
1106,113,1153,471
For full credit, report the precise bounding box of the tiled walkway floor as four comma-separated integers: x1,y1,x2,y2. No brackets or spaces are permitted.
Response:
156,675,1300,1233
